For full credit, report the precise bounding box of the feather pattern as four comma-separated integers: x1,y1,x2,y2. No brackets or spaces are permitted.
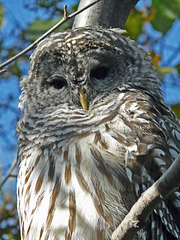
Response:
17,27,180,240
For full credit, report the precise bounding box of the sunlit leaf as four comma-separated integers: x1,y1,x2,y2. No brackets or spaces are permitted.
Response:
142,6,156,21
157,66,175,75
0,3,4,26
151,0,180,34
171,103,180,119
125,9,143,40
71,3,78,12
149,51,161,69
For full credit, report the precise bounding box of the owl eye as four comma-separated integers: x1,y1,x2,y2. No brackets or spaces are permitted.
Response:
90,66,108,80
50,77,67,89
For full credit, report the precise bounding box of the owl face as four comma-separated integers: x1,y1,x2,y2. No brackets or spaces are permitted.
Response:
21,27,159,111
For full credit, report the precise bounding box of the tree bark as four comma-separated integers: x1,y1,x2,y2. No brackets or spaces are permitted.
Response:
73,0,139,29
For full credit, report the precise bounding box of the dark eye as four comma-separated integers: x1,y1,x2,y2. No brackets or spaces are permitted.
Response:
90,66,108,80
50,77,67,89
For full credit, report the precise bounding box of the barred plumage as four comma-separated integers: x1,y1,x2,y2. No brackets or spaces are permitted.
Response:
17,27,180,240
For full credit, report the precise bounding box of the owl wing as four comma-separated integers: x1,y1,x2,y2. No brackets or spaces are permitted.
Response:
115,88,180,239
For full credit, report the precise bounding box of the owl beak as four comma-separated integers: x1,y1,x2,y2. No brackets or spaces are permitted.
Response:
79,90,88,110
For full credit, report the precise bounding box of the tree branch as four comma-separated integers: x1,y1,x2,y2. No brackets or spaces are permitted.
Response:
0,0,100,71
0,157,18,190
111,154,180,240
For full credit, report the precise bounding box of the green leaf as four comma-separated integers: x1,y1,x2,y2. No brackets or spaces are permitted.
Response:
125,9,143,41
151,0,180,35
0,3,4,26
175,63,180,77
11,62,22,78
171,103,180,119
24,17,70,41
157,66,175,75
37,0,61,8
71,3,78,12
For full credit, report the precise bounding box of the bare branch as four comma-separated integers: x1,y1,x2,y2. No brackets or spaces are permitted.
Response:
0,69,7,74
0,157,18,190
111,154,180,240
0,0,101,70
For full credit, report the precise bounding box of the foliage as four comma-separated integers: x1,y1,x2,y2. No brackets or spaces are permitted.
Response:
0,194,20,240
171,103,180,119
151,0,180,34
125,2,180,116
0,2,3,25
125,8,143,41
0,0,180,239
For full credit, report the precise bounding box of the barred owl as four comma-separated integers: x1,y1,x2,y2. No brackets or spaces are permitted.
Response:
17,27,180,240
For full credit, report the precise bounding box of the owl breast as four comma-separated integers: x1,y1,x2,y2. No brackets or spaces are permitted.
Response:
18,85,180,239
18,90,139,240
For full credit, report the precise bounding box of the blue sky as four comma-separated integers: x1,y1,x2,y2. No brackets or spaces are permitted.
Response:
0,0,180,190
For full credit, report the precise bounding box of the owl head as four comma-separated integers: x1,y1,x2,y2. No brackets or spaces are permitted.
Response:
19,27,161,112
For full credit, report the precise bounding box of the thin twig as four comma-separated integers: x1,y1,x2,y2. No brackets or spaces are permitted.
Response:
0,157,18,190
0,0,101,70
9,174,18,178
64,5,68,19
0,69,7,74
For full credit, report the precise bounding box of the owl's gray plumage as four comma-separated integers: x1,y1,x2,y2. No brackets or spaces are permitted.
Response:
17,27,180,240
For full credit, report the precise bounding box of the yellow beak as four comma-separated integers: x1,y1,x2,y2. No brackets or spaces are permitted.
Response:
79,91,88,110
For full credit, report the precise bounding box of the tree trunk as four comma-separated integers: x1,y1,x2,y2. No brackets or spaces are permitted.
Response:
73,0,139,29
